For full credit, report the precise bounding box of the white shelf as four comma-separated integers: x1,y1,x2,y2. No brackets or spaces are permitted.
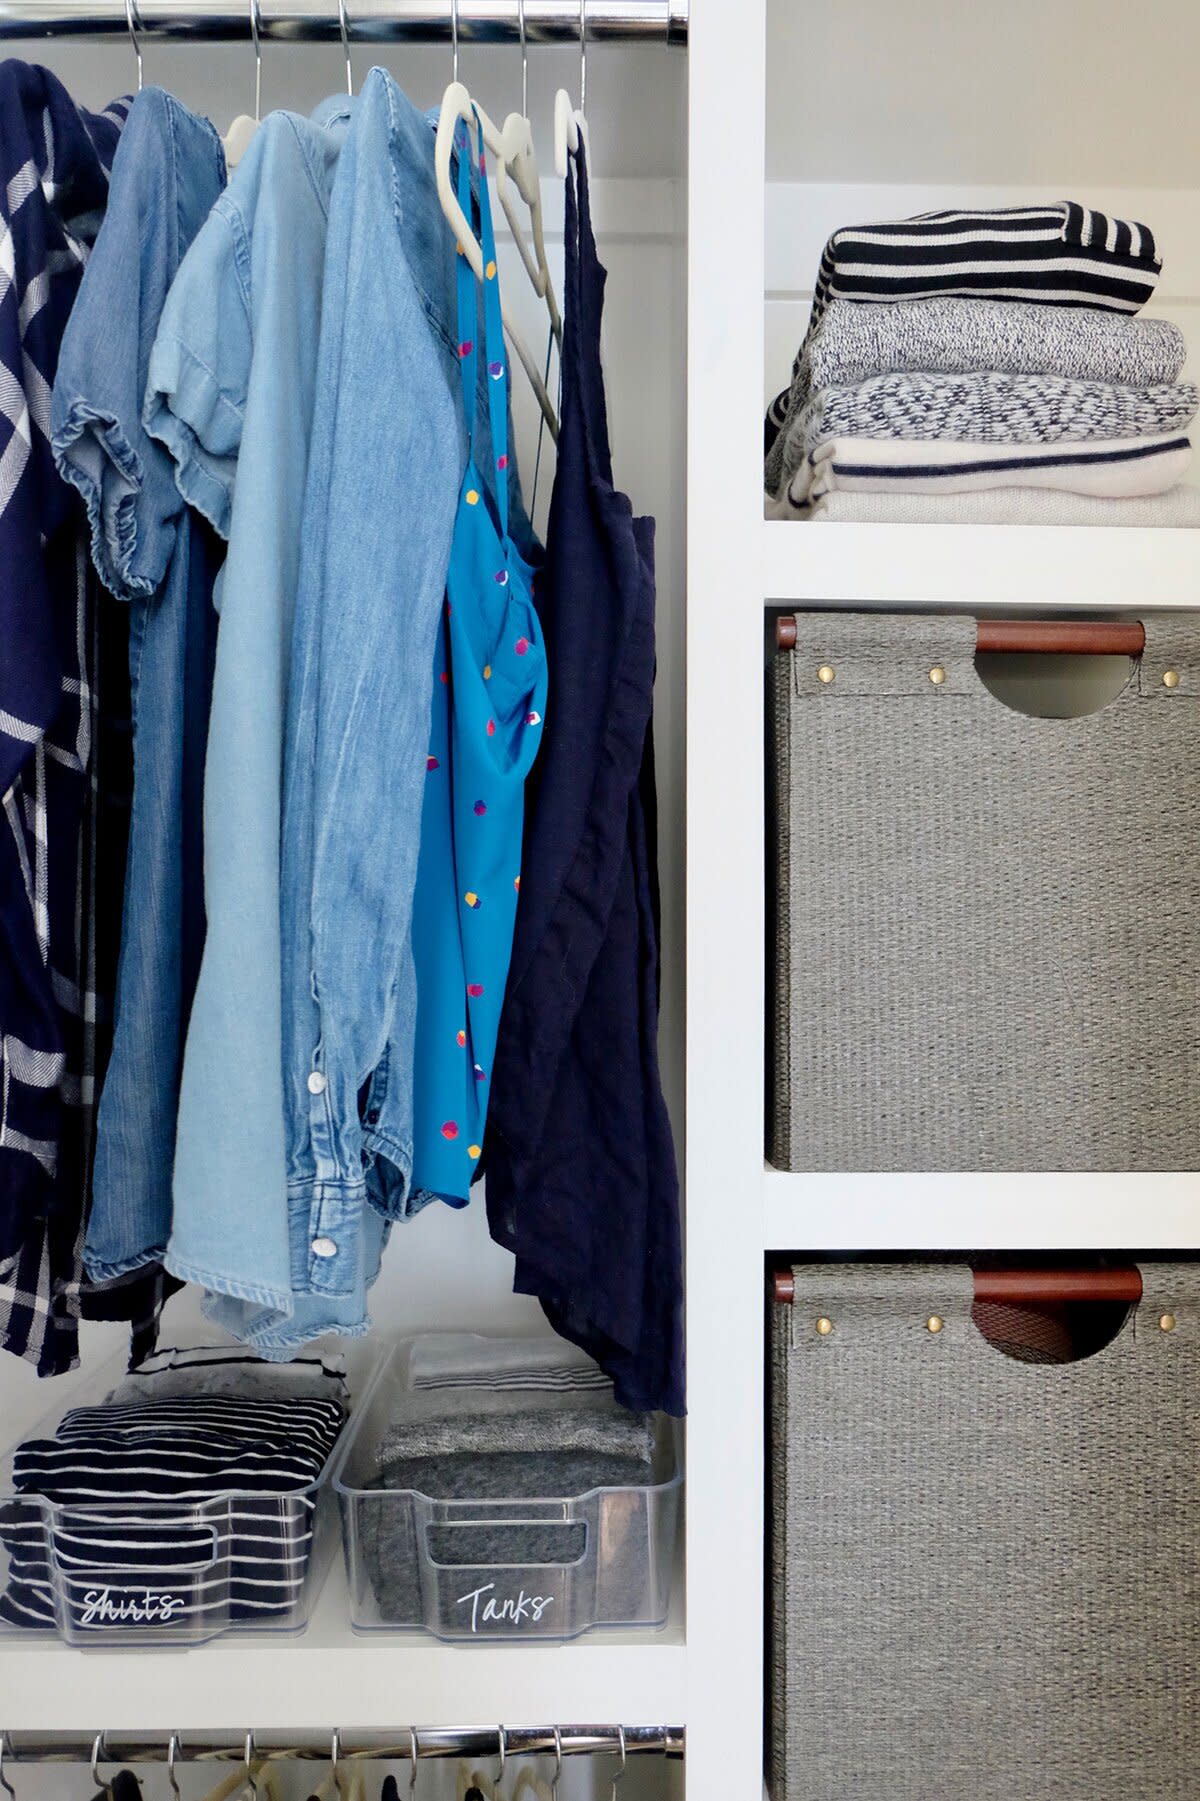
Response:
0,1556,686,1733
764,1166,1200,1250
762,519,1200,609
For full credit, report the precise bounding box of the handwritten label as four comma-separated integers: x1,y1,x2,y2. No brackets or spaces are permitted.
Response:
454,1580,555,1632
80,1587,188,1627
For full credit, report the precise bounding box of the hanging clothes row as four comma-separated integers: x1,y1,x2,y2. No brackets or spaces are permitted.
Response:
0,51,683,1414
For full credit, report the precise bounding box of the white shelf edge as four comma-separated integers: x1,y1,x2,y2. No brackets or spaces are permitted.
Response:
762,519,1200,609
764,1165,1200,1250
0,1554,687,1733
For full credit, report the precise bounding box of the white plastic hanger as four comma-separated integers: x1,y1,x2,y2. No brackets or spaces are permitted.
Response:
554,0,590,178
511,1774,553,1801
435,17,559,440
223,0,262,169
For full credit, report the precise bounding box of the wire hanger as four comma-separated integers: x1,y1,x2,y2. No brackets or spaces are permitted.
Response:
607,1729,627,1801
167,1737,183,1801
338,0,354,95
329,1728,367,1801
434,0,560,440
123,0,144,91
554,0,590,177
493,0,563,351
223,0,263,170
91,1735,112,1801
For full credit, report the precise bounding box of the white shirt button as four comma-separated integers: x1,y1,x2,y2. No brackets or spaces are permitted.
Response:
307,1070,327,1095
311,1236,337,1259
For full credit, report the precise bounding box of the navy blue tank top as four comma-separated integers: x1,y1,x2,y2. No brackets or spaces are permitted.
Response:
484,142,684,1417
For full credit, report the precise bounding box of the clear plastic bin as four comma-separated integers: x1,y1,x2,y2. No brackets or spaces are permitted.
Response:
332,1336,683,1641
0,1338,368,1648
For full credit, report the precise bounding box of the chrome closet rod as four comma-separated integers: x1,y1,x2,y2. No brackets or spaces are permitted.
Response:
0,0,687,45
0,1727,685,1764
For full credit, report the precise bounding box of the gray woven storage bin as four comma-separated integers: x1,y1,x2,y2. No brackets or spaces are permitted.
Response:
768,1261,1200,1801
768,612,1200,1170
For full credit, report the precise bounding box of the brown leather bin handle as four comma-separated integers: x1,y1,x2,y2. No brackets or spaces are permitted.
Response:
774,616,1146,656
772,1268,1144,1305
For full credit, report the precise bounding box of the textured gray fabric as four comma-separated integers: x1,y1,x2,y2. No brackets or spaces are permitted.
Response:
806,297,1188,393
764,297,1189,493
106,1349,349,1406
770,483,1200,525
360,1446,654,1624
376,1404,656,1467
773,370,1199,491
769,612,1200,1169
768,1261,1200,1801
357,1378,658,1628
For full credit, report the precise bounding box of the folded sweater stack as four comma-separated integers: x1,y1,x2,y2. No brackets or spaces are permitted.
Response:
764,204,1200,524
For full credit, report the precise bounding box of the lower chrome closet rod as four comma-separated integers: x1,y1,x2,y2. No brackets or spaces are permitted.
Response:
1,1728,685,1764
0,0,688,45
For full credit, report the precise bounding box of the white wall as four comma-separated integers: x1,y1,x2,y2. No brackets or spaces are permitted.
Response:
765,0,1200,185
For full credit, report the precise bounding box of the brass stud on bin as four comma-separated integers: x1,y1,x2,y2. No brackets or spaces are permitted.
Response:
929,666,946,686
1160,1313,1178,1332
815,1316,834,1336
926,1315,944,1334
1163,669,1181,689
817,665,835,685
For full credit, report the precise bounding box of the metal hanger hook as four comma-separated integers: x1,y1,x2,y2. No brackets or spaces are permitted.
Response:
337,0,353,95
608,1728,627,1801
242,1733,258,1800
249,0,263,119
517,0,528,117
123,0,143,91
91,1736,110,1799
0,1731,17,1801
579,0,587,116
493,1728,506,1794
330,1729,342,1801
550,1730,563,1801
450,0,459,84
167,1734,183,1801
407,1730,418,1799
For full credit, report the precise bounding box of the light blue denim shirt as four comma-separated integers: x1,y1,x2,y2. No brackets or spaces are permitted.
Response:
50,87,225,1282
145,98,385,1353
279,69,465,1298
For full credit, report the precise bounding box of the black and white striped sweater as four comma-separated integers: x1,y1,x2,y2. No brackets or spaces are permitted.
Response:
765,202,1165,454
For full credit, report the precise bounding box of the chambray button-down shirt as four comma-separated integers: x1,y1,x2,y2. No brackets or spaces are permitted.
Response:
52,87,225,1286
147,98,386,1353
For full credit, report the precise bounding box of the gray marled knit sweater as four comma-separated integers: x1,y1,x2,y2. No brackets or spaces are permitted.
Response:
771,369,1198,494
765,297,1189,495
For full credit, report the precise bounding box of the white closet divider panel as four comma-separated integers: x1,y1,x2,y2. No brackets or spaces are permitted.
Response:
764,1170,1200,1253
684,0,767,1794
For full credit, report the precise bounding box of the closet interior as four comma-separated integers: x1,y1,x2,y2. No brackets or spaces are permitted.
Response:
0,0,1197,1795
0,0,689,1790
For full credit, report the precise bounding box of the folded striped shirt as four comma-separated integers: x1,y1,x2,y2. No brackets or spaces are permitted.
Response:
770,371,1199,492
775,431,1192,509
408,1332,612,1394
0,1388,345,1633
765,202,1166,458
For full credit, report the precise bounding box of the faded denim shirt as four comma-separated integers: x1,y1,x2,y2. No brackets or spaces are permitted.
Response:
146,99,385,1353
52,86,225,1283
279,69,464,1300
